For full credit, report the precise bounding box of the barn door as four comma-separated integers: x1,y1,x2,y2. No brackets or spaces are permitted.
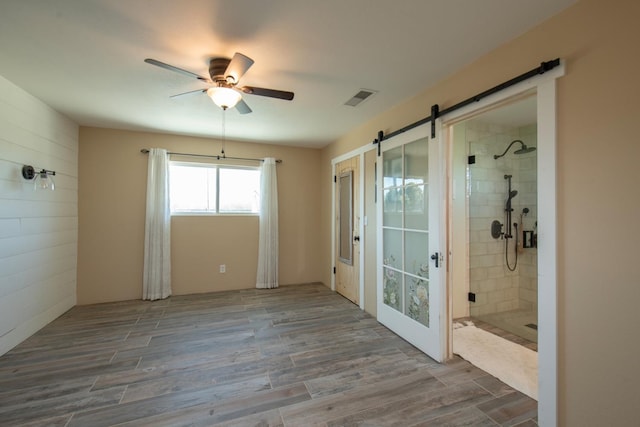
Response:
377,122,445,361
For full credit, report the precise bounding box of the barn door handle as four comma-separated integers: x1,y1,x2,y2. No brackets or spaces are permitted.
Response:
430,252,440,268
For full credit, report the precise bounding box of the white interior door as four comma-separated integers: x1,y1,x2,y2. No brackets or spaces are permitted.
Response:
377,122,446,362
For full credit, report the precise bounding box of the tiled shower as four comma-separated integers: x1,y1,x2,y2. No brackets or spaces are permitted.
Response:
462,115,538,342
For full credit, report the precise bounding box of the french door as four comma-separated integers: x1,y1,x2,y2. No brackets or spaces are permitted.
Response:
377,122,446,362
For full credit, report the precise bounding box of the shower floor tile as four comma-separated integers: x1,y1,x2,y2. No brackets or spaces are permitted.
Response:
475,309,538,344
454,310,538,351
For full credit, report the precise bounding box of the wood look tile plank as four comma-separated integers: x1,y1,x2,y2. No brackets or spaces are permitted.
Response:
412,406,499,426
304,356,432,398
477,391,538,426
0,351,115,377
270,347,408,388
323,381,493,426
0,335,151,372
428,355,492,386
279,370,443,425
0,357,140,391
1,329,132,355
91,347,267,391
0,385,126,425
209,408,284,427
474,374,517,398
511,419,539,427
112,334,257,366
68,376,274,427
114,383,309,427
11,413,74,427
119,369,217,404
0,376,96,407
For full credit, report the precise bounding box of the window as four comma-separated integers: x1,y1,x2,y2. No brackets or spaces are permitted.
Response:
170,162,260,214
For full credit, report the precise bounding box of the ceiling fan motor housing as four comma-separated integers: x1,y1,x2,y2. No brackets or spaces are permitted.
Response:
209,58,232,83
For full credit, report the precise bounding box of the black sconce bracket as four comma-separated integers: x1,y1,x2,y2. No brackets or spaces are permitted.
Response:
22,165,35,179
22,165,56,180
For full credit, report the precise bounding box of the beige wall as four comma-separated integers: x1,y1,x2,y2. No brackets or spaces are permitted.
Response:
78,127,322,304
320,0,640,425
0,75,78,356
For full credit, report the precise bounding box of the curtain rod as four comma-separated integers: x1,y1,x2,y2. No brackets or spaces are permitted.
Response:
140,149,282,163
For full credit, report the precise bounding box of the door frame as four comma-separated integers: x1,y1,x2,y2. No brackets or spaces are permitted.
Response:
441,64,563,426
331,145,374,309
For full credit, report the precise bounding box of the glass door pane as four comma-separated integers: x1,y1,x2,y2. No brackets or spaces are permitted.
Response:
382,228,402,312
405,274,429,326
383,146,403,228
404,138,428,231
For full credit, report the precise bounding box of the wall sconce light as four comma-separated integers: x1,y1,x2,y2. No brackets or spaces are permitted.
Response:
22,165,56,191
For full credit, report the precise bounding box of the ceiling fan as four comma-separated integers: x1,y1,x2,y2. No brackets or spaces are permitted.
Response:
144,52,294,114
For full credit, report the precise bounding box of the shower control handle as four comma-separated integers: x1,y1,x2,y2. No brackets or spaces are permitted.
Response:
430,252,440,268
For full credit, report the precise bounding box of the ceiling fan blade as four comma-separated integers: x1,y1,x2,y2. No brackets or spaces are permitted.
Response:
169,88,207,98
145,58,211,82
240,86,294,101
235,99,252,114
224,53,254,84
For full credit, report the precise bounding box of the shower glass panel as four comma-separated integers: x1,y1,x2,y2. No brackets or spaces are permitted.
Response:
462,97,539,344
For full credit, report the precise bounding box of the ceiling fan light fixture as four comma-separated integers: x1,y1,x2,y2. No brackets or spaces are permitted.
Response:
207,87,242,109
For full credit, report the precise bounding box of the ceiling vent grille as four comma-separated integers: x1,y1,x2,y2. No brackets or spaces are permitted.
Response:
344,89,377,107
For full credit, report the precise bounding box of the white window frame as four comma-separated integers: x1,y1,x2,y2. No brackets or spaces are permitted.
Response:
169,161,261,216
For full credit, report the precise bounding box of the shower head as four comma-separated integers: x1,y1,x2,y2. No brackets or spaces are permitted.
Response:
508,190,518,200
514,145,536,155
493,140,536,159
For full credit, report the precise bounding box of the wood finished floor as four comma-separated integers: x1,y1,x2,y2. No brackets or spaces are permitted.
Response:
0,283,537,426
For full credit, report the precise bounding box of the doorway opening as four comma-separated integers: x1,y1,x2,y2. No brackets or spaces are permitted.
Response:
449,94,539,399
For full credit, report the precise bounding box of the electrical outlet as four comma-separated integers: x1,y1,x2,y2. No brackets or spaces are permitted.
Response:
219,264,226,273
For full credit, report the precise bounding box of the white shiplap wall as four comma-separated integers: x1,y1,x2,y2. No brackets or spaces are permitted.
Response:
0,74,78,356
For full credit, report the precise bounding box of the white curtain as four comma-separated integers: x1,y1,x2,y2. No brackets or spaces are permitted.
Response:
143,148,172,300
256,157,279,289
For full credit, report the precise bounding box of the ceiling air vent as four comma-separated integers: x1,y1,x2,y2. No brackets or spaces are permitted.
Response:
344,89,377,107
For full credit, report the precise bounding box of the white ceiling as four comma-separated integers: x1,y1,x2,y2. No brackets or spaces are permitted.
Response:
0,0,575,148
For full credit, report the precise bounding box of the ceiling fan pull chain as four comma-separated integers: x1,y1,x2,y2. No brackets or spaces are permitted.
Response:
221,109,226,158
